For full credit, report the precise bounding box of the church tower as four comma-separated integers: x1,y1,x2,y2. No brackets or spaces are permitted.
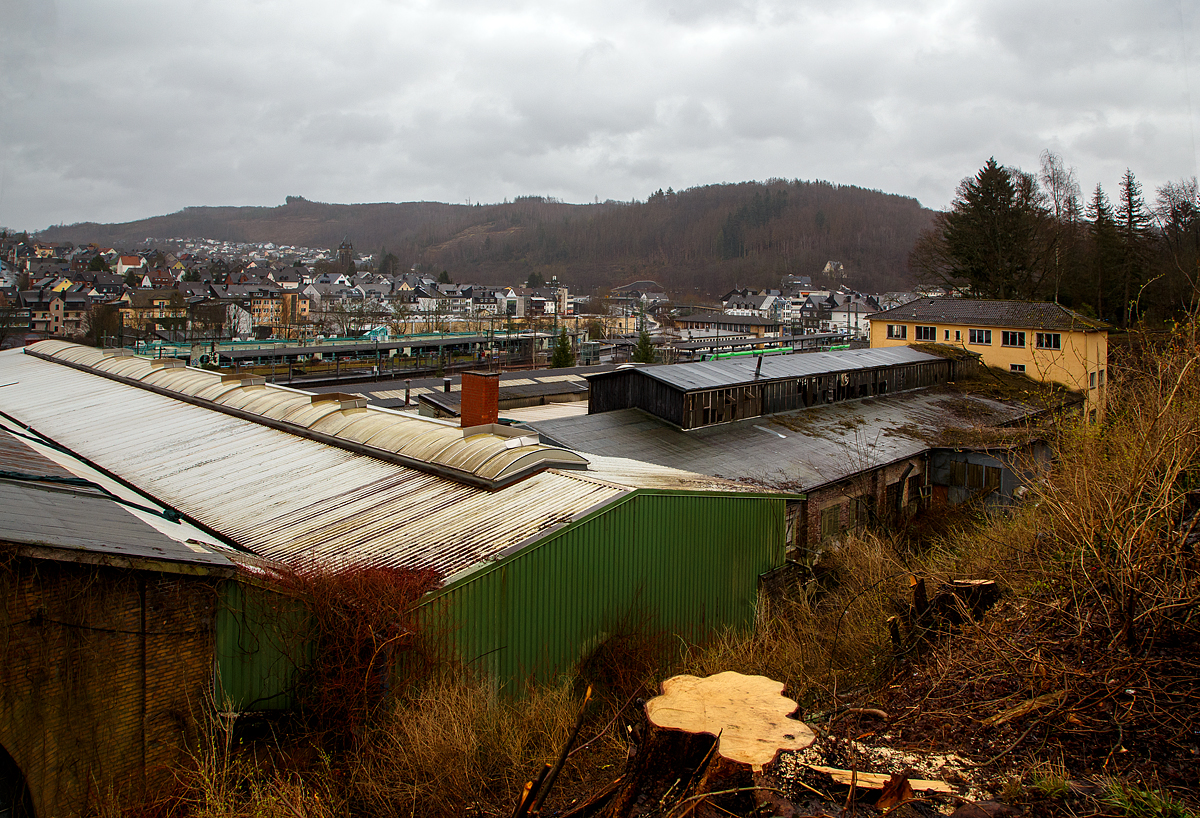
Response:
336,237,354,273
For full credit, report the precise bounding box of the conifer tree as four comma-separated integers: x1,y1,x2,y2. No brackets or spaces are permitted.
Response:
631,330,656,363
1117,169,1153,326
910,158,1051,299
1086,184,1121,323
551,329,574,368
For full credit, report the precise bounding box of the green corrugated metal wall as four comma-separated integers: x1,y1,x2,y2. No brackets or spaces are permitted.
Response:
416,490,786,690
214,580,308,711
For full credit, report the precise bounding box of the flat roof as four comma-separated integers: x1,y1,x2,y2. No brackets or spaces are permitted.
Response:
528,388,1038,493
595,346,942,393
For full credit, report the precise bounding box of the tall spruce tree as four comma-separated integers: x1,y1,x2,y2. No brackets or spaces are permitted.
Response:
910,158,1051,299
1086,184,1121,323
1116,169,1154,326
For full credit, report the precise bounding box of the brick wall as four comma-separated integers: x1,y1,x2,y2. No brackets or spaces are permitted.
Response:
460,370,499,428
0,556,219,817
797,457,926,556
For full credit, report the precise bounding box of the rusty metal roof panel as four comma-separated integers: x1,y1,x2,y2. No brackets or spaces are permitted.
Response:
141,368,216,393
211,385,271,410
0,348,636,575
95,356,153,379
257,394,315,421
326,413,409,445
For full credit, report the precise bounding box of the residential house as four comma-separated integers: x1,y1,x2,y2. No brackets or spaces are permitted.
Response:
138,268,177,289
868,298,1109,417
827,292,880,339
119,291,188,336
20,288,90,337
114,255,147,277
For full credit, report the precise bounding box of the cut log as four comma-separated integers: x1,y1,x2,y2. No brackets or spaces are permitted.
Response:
808,765,954,795
600,672,815,818
646,672,815,772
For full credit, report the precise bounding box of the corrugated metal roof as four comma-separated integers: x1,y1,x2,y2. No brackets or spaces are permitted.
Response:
24,341,587,489
0,429,234,572
600,346,941,393
0,347,758,576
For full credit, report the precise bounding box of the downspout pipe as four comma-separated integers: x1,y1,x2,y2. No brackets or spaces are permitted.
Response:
896,462,915,513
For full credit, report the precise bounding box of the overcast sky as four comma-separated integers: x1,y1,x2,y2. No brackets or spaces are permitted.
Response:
1,0,1197,231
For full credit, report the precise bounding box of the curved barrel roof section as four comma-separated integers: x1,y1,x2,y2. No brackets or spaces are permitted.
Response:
24,340,587,489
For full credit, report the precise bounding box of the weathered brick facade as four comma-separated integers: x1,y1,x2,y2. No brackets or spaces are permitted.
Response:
0,555,220,817
795,456,927,556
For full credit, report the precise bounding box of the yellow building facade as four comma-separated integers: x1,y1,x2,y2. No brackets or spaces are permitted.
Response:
868,298,1109,417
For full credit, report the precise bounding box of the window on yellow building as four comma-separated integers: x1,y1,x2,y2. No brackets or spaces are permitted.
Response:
1036,332,1061,350
886,324,907,340
1010,363,1026,372
968,328,991,345
915,325,936,341
1001,331,1025,347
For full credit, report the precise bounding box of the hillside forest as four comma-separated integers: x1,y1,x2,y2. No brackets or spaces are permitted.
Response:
36,159,1200,323
38,180,935,299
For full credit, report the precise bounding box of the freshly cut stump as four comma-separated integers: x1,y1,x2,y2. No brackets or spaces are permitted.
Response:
604,671,815,818
646,672,815,771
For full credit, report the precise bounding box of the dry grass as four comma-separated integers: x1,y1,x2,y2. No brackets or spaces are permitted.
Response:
346,678,588,817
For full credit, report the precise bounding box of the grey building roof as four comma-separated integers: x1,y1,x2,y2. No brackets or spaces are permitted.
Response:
868,298,1109,331
0,428,234,573
529,388,1038,493
608,346,941,393
0,344,759,577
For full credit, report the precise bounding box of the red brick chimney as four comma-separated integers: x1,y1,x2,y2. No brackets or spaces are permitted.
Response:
460,370,499,428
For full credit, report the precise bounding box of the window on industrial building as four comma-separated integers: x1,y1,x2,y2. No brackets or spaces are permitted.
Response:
887,324,907,340
949,461,966,486
885,481,901,511
915,325,936,341
985,466,1002,490
968,328,992,345
1036,332,1062,350
1010,363,1026,373
967,463,984,489
906,474,922,507
851,496,872,527
820,505,841,540
1001,331,1025,347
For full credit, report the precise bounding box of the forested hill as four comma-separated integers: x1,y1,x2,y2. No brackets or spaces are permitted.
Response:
38,180,935,296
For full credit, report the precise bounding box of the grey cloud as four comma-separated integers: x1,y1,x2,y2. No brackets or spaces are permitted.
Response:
1,0,1197,228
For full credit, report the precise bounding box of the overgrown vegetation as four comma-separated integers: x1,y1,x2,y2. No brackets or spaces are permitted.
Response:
108,321,1199,818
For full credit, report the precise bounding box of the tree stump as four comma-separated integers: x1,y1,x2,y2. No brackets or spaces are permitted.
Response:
602,671,815,818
